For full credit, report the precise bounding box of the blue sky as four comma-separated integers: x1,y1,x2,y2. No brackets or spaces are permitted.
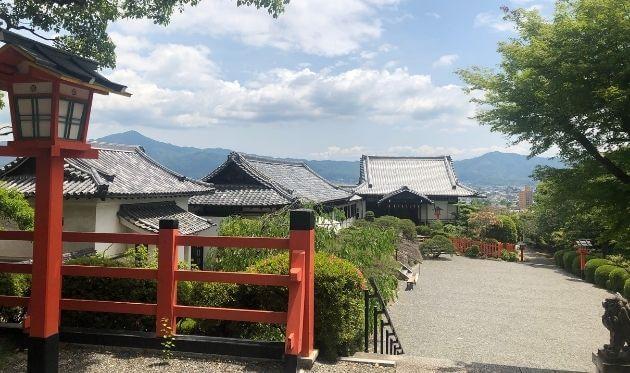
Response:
86,0,553,160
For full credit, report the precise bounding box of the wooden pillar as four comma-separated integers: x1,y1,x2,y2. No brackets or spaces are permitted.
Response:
28,153,64,373
156,219,179,336
289,209,315,358
285,209,315,370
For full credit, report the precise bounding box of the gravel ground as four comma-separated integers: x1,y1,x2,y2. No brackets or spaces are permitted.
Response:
0,343,394,372
388,251,610,372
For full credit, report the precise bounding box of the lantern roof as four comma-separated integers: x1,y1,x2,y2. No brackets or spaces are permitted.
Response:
0,29,129,96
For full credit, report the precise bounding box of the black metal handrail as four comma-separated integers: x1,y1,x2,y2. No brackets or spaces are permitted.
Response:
364,278,404,355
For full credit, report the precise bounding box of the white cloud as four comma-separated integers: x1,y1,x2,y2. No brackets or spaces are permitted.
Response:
94,40,475,133
474,12,514,32
387,145,465,157
115,0,400,57
432,54,459,68
312,145,367,159
425,12,441,19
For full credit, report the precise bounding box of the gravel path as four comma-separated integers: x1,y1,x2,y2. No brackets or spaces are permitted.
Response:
388,251,610,372
1,343,394,372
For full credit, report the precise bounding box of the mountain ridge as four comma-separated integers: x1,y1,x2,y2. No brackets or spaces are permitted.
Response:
96,131,561,186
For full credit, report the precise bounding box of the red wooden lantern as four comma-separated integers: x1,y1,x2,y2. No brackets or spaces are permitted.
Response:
0,29,128,373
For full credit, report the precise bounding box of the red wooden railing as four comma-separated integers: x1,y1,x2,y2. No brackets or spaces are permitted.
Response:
450,237,516,258
0,213,315,360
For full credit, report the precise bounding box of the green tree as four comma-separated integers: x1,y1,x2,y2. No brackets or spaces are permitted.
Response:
529,149,630,250
0,0,289,69
0,187,33,230
458,0,630,184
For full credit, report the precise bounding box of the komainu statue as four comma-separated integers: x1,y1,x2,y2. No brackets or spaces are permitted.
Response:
599,294,630,362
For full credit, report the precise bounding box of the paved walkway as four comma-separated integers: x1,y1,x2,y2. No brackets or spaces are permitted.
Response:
388,251,611,372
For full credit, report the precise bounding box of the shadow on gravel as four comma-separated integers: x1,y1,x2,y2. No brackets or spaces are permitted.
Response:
459,362,585,373
423,256,454,261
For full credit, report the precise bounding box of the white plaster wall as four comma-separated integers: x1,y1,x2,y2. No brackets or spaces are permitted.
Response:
0,199,98,261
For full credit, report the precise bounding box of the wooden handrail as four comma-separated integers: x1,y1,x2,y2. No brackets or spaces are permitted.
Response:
0,210,316,361
176,235,290,249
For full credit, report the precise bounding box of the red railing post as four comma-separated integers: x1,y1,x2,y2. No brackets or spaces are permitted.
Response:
290,209,315,359
285,209,314,368
156,219,179,337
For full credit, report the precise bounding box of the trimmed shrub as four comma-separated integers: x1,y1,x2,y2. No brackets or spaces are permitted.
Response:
242,252,365,360
595,265,619,288
365,211,375,222
0,273,30,323
585,259,613,283
416,225,432,236
500,249,518,262
465,245,480,258
553,249,570,267
607,268,630,292
562,251,578,271
624,278,630,300
371,216,416,240
420,235,455,259
571,255,581,276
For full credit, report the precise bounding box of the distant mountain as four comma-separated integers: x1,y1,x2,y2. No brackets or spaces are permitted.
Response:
96,131,362,183
96,131,561,186
454,151,563,186
96,131,232,180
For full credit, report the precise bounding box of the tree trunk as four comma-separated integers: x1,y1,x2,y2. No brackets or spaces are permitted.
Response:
567,126,630,184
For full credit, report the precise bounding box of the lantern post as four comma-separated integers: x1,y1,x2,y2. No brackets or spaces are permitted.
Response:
575,239,593,279
0,30,129,372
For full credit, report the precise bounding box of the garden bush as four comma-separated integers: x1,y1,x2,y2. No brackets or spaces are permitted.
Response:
464,245,480,258
571,255,581,276
420,235,455,259
624,278,630,300
500,249,518,262
416,225,432,236
365,211,375,222
553,249,570,267
370,216,416,240
607,267,630,293
585,259,613,283
562,251,578,271
594,265,619,288
241,252,365,360
0,272,30,323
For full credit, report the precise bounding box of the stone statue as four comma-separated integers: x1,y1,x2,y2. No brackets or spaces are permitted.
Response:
598,294,630,362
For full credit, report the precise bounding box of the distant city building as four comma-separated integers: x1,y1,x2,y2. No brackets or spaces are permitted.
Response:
518,186,534,210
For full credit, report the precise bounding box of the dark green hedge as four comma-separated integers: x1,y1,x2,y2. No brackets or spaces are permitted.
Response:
595,265,619,288
241,252,365,360
607,268,629,293
585,259,613,283
0,273,30,323
562,251,578,270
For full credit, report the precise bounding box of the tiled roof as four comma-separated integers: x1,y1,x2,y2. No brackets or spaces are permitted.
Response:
0,142,213,199
355,155,478,197
189,184,291,207
0,29,128,95
377,186,433,205
202,153,352,205
118,201,213,235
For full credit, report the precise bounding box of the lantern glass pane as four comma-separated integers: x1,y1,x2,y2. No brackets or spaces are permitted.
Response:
68,124,80,140
16,97,51,138
20,121,33,137
58,99,85,140
38,120,51,137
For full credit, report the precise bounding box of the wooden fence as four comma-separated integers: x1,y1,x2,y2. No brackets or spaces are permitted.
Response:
450,237,516,258
0,211,315,361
